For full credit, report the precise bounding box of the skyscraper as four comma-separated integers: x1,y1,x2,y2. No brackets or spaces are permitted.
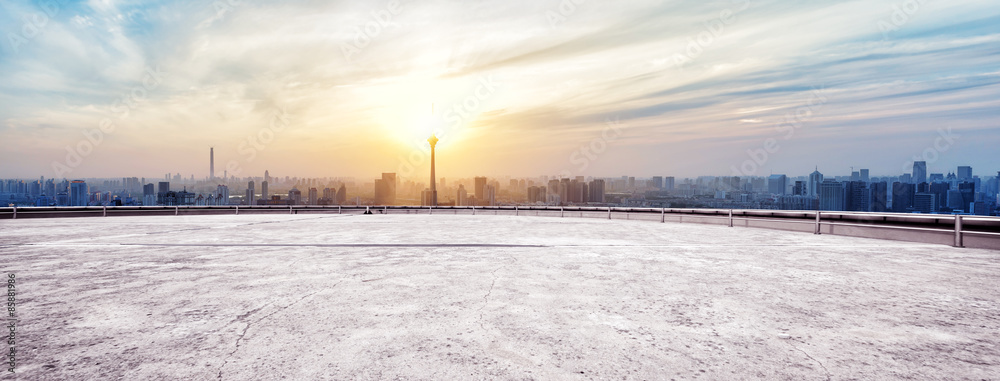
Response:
768,174,788,195
870,182,888,212
958,166,972,181
891,182,915,212
217,185,230,205
482,184,496,206
374,173,397,205
209,147,215,179
588,179,606,203
818,180,845,211
845,181,869,212
308,188,318,206
457,184,468,206
860,169,870,183
475,177,488,200
664,177,675,190
246,181,255,205
336,184,347,204
912,161,927,184
69,180,88,206
913,193,937,214
261,181,269,200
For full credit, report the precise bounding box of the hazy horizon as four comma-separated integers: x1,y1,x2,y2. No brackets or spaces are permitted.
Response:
2,0,998,180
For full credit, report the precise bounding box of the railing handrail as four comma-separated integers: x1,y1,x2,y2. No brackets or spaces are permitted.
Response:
2,204,997,249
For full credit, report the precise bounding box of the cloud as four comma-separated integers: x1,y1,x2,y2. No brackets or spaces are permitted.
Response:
0,0,998,179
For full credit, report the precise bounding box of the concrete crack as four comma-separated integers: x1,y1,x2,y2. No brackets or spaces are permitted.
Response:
477,267,502,329
787,340,831,381
216,284,337,380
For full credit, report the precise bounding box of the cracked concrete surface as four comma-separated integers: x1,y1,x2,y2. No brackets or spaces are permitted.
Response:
2,214,999,380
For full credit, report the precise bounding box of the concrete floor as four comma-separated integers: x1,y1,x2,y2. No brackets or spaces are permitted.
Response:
1,214,998,380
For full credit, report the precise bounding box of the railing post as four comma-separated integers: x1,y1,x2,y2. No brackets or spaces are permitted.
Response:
814,211,821,234
176,206,180,216
11,206,16,220
515,205,518,216
560,207,564,218
338,205,342,214
661,207,665,223
954,215,964,248
608,207,612,220
728,209,733,227
473,206,476,215
235,205,238,215
103,205,107,217
429,206,432,215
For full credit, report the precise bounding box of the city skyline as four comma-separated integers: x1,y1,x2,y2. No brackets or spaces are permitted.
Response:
1,1,998,179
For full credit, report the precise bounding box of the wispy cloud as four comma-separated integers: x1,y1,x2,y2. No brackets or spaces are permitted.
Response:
0,0,997,178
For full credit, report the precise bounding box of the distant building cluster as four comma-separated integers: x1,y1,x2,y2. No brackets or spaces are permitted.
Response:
3,162,997,216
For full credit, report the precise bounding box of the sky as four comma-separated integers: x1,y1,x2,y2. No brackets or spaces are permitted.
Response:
1,0,998,181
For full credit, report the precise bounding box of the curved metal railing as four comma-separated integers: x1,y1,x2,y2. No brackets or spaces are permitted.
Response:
1,205,998,249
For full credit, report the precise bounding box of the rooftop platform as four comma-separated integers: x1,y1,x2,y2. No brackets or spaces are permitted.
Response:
2,214,999,379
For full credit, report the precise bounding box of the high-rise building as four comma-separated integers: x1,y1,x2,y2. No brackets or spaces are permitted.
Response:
860,169,870,183
288,188,302,205
958,182,976,212
308,188,318,205
374,173,397,205
217,185,230,205
527,186,546,204
792,181,806,196
891,182,915,212
929,182,949,211
336,184,347,205
664,177,675,190
475,177,488,199
457,184,468,206
651,176,663,189
913,193,938,214
482,184,496,206
158,182,170,194
912,161,927,184
261,181,269,200
870,182,888,212
808,167,823,197
209,147,215,179
246,181,255,205
588,179,606,203
958,166,972,181
768,174,788,195
69,180,88,206
845,181,869,212
818,180,845,211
